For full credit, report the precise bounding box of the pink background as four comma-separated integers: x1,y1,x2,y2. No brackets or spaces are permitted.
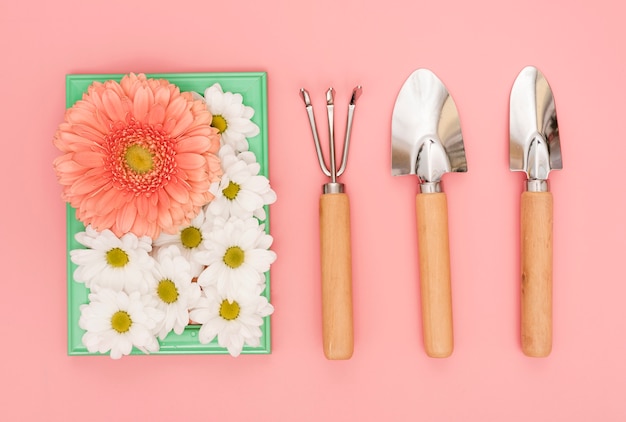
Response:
2,0,625,420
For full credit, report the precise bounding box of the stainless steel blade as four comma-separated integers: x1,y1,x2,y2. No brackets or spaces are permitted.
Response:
391,69,467,188
510,66,562,184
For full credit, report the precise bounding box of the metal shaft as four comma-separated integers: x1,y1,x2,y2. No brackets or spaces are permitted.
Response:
326,88,337,184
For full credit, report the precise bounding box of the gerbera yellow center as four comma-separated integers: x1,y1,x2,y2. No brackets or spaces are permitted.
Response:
157,279,179,304
105,119,177,195
223,246,245,268
180,226,202,249
219,299,240,321
211,115,228,134
106,248,129,268
222,181,241,200
111,311,132,333
125,144,154,174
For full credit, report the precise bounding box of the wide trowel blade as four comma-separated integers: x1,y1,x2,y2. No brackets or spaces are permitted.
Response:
510,66,562,176
391,69,467,179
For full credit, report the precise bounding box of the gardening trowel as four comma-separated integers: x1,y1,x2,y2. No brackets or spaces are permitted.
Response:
391,69,467,358
509,65,561,357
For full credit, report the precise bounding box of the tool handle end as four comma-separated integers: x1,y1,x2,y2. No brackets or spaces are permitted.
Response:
521,191,553,357
416,192,454,358
320,193,354,360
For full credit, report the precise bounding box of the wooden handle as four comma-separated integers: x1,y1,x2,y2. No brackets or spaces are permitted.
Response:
416,192,454,358
521,191,553,357
319,193,354,360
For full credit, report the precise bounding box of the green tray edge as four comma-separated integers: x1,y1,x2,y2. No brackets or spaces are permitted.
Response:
65,72,272,356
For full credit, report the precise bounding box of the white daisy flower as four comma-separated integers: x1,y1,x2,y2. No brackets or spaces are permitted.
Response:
198,83,260,152
71,228,155,293
148,246,201,340
196,216,276,300
189,285,274,357
207,145,277,221
79,289,163,359
152,207,214,277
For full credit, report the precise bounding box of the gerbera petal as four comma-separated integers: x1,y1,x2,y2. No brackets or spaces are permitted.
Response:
133,195,150,220
101,89,127,122
70,123,109,145
164,96,188,123
163,179,190,205
70,170,108,195
56,130,103,151
154,86,171,108
89,210,116,233
148,104,166,126
92,186,122,216
176,136,211,153
170,111,194,138
53,155,87,175
72,151,104,168
65,106,97,126
130,214,151,238
176,153,209,169
116,201,138,234
132,85,151,123
156,193,174,230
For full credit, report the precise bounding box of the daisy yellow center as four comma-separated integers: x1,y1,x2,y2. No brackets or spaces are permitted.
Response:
219,299,240,321
157,279,179,304
106,248,129,268
181,226,202,249
211,115,228,133
125,144,154,174
223,246,245,269
111,311,132,333
222,181,240,200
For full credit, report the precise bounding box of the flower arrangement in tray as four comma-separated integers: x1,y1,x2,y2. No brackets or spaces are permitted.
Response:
53,72,276,358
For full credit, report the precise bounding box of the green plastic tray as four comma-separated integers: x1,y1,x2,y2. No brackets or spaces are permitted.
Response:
65,72,271,356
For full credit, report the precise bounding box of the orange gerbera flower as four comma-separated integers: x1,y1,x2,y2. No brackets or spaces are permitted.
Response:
53,73,222,239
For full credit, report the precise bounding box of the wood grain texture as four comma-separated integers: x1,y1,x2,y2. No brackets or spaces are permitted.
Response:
416,192,454,358
319,193,354,360
520,191,553,357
